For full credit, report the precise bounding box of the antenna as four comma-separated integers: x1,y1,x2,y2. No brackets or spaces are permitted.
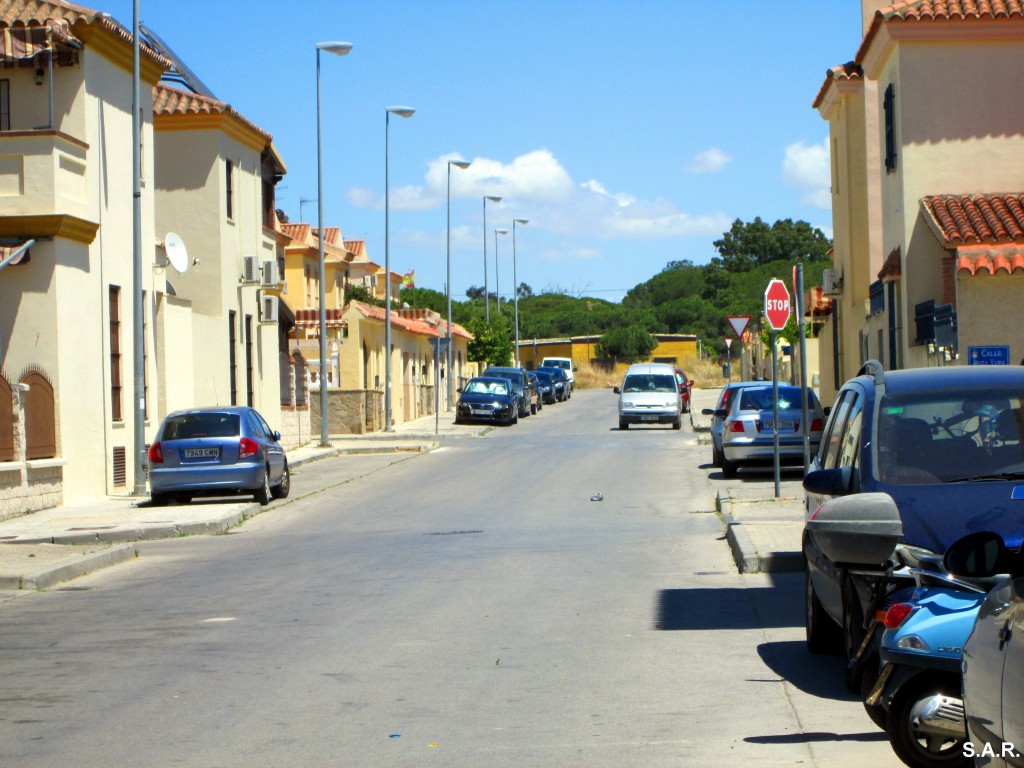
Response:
300,197,317,222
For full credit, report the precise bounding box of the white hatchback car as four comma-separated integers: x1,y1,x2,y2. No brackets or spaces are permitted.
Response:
613,363,683,430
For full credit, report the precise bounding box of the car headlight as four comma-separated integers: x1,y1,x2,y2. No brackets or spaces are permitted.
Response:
623,401,634,408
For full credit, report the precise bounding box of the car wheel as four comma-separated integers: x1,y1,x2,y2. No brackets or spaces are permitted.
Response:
860,651,887,730
175,494,192,505
805,569,842,654
255,467,272,506
712,443,722,468
619,419,629,430
150,492,169,507
886,673,968,768
672,416,682,430
271,461,290,499
721,455,738,478
530,402,537,415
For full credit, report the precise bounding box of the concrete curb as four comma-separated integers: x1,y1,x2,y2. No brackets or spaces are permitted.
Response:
716,491,805,575
0,544,137,591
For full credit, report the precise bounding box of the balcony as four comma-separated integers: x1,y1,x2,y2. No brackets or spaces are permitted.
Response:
0,129,91,221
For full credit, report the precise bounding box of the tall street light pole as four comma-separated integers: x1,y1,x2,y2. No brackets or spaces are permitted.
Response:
494,228,508,316
315,41,353,447
446,159,471,410
512,218,528,367
132,0,145,494
384,106,415,432
482,195,501,323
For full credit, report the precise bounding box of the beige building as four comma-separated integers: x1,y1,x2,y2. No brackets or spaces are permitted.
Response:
1,7,169,514
815,0,1024,403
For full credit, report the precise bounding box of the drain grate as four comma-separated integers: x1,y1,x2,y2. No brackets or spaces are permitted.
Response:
425,530,483,536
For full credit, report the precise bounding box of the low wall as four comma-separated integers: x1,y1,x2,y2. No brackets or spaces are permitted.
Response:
310,389,386,435
0,460,65,521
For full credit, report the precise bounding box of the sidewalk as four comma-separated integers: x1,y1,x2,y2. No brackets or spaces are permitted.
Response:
689,386,806,574
0,408,489,592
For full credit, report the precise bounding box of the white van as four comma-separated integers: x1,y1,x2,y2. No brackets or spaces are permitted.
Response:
540,357,575,391
613,363,682,430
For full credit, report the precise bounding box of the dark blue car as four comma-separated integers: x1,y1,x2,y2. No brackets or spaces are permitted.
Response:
455,376,519,426
803,361,1024,671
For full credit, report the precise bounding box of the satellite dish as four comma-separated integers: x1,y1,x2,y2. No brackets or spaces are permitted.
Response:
163,232,189,272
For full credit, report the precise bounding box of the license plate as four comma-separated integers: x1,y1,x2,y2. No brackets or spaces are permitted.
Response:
762,420,795,431
471,408,491,416
183,447,220,459
641,415,659,421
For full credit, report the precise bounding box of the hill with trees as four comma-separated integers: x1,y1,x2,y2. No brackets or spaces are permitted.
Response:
390,217,832,362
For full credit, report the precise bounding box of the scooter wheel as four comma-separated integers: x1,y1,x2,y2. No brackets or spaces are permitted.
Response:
886,674,969,768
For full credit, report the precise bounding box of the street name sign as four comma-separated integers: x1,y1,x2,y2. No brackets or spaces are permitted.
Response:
968,345,1010,365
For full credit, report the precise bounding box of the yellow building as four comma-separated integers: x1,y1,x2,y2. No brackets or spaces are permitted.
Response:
517,334,699,381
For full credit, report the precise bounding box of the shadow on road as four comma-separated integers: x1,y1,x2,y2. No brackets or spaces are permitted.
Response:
655,586,800,630
745,730,888,745
756,640,858,701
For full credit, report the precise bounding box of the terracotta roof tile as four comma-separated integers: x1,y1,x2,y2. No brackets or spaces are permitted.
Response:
0,0,170,68
346,301,473,340
281,223,311,244
344,240,366,259
813,61,864,109
956,245,1024,275
859,1,1024,62
922,194,1024,246
153,83,271,143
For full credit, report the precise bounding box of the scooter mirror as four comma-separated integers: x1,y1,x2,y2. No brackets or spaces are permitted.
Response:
943,531,1012,578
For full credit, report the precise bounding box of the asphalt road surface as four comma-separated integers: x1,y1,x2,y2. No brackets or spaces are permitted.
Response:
0,390,900,767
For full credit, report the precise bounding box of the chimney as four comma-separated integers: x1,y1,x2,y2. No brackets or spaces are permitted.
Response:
862,0,890,36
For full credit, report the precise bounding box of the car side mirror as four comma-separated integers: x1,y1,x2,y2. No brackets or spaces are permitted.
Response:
943,531,1016,578
803,466,852,496
712,408,728,418
273,430,281,442
823,406,832,416
456,387,463,393
613,386,621,394
701,408,714,416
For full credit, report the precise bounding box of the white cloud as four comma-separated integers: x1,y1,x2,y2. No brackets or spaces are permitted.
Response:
783,138,831,209
687,147,732,174
349,148,730,241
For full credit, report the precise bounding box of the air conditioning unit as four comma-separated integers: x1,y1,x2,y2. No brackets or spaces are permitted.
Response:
261,294,278,324
261,259,279,287
241,255,259,284
822,268,843,297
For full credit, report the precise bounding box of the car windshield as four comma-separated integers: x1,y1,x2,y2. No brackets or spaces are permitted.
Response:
466,380,508,395
877,389,1024,484
739,387,813,412
164,413,240,440
622,374,677,393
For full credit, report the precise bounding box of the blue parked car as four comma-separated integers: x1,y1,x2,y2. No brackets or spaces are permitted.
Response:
536,366,570,401
802,361,1024,689
148,406,290,506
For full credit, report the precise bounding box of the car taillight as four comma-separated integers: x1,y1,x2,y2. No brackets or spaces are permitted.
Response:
885,603,914,629
728,420,745,433
239,437,259,458
811,418,824,431
147,442,163,464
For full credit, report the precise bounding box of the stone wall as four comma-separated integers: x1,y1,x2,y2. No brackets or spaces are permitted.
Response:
310,389,386,435
0,381,64,520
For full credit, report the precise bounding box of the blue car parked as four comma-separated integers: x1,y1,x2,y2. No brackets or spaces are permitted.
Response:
803,361,1024,680
148,406,290,506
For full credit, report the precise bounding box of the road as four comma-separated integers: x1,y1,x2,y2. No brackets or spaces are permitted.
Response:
0,390,900,767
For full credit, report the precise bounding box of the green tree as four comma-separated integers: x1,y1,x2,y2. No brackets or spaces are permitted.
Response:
597,325,657,361
712,217,832,272
466,315,513,367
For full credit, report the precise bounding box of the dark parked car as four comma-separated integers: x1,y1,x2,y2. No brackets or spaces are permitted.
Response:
148,406,289,506
483,366,539,417
533,370,558,405
536,366,570,401
455,376,519,425
527,373,544,412
802,361,1024,684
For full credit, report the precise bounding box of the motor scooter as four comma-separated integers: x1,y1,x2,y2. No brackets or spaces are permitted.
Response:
864,565,988,768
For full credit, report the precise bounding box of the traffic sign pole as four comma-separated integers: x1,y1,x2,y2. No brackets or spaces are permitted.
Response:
764,279,791,499
772,330,781,498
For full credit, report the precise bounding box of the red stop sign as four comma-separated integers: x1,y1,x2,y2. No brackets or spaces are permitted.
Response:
764,278,791,331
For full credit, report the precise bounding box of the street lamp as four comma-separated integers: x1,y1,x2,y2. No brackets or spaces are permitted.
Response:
384,105,415,432
482,195,501,323
494,228,508,316
447,159,471,410
512,218,528,366
315,40,353,447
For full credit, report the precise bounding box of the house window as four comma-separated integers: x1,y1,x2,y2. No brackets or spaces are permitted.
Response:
228,310,238,406
245,314,254,407
884,84,897,173
0,80,9,131
110,286,122,421
226,160,235,219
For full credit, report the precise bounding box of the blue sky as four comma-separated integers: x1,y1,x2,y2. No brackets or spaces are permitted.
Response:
104,0,867,302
